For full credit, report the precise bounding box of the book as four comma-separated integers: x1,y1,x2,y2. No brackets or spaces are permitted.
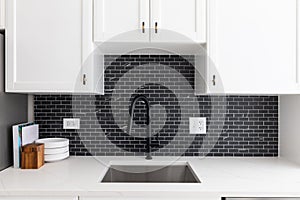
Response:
12,123,39,168
22,124,39,146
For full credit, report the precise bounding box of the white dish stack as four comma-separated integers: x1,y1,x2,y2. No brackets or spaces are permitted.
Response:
35,138,70,162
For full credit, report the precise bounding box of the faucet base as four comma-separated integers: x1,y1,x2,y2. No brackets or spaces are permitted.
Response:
146,154,152,160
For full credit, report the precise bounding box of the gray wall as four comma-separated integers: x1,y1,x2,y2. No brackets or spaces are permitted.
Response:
280,95,300,164
0,33,28,170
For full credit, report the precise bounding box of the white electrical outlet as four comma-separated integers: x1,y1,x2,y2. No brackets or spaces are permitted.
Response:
189,117,206,134
63,118,80,130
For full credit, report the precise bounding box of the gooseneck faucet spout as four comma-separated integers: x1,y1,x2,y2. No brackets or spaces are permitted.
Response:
127,95,152,160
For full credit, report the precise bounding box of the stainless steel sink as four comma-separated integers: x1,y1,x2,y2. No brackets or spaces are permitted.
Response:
100,163,201,183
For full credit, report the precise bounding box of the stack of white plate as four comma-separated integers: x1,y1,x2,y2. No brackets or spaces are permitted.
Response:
35,138,69,162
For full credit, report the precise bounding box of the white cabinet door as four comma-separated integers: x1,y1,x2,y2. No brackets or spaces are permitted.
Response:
0,0,4,29
297,0,300,91
150,0,206,43
207,0,297,94
80,196,220,200
6,0,83,93
94,0,150,43
81,0,104,94
0,197,78,200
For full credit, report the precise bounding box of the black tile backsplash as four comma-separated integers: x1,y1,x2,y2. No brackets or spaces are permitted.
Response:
34,55,279,157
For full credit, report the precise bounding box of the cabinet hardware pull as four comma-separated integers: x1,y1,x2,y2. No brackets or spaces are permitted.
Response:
83,74,87,85
155,22,158,33
142,22,145,33
212,75,216,86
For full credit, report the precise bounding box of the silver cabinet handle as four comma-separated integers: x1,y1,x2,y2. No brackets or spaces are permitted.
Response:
155,22,158,33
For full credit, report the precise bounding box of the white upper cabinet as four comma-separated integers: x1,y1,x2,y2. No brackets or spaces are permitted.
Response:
93,0,206,43
94,0,150,43
6,0,102,94
6,0,82,93
0,0,4,29
206,0,297,94
150,0,206,43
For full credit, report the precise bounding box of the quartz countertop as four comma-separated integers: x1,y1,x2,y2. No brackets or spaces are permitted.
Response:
0,156,300,199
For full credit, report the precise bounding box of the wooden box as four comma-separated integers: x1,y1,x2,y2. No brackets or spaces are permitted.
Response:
21,143,44,169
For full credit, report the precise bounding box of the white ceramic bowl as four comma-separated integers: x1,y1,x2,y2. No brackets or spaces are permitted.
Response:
35,138,69,149
45,151,69,162
44,146,69,155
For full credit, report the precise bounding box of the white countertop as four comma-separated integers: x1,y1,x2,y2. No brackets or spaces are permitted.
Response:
0,156,300,198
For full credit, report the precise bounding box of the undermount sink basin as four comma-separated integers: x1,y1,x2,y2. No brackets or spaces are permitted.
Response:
100,162,201,183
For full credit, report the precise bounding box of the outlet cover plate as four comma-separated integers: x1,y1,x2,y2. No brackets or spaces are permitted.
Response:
63,118,80,130
189,117,206,134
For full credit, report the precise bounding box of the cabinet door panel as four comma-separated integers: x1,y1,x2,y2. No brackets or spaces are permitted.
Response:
207,0,297,94
0,197,78,200
6,0,82,93
80,196,219,200
0,0,4,28
151,0,206,43
94,0,149,42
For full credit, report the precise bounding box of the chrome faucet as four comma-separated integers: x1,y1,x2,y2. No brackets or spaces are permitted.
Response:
127,95,152,160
